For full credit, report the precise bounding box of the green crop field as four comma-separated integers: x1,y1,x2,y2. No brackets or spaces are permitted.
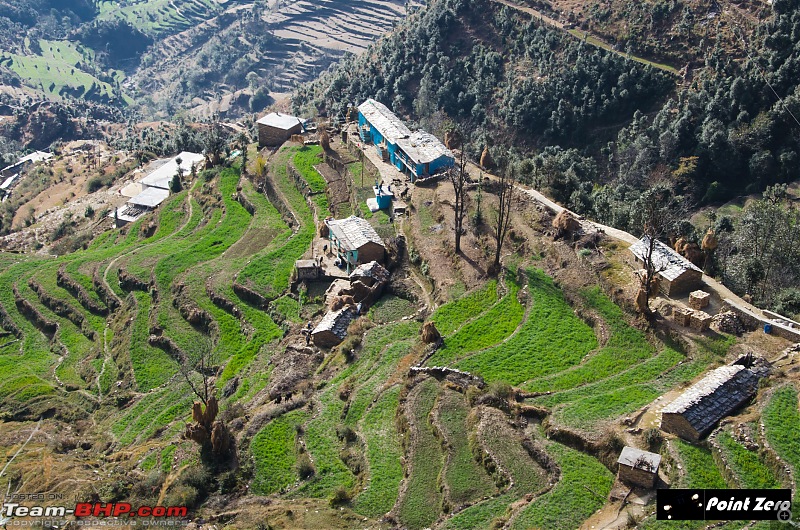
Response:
251,409,310,495
510,442,613,530
763,385,800,520
716,431,781,489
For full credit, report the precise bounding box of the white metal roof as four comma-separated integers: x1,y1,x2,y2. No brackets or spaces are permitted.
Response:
18,150,53,164
140,152,205,190
326,216,384,251
617,446,661,470
629,236,702,282
127,187,170,208
257,112,303,130
396,130,453,165
357,99,411,145
0,173,18,190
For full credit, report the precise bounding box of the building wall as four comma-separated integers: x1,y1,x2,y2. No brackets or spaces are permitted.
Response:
357,242,385,264
619,465,658,488
312,330,343,348
661,412,700,442
258,123,302,147
662,270,702,296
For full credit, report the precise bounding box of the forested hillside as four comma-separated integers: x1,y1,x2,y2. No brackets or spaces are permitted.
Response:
295,0,800,213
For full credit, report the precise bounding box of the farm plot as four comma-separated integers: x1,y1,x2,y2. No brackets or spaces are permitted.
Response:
715,431,781,489
427,276,524,366
426,279,499,350
510,442,613,530
673,439,728,489
455,268,596,385
352,386,403,518
251,409,310,495
397,377,445,530
763,385,800,520
130,291,179,391
435,390,497,508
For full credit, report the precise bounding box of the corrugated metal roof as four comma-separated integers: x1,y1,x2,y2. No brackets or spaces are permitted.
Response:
630,236,702,282
140,152,205,190
662,365,759,436
358,98,411,145
128,187,170,208
327,216,384,251
396,130,453,165
257,112,303,130
618,446,661,470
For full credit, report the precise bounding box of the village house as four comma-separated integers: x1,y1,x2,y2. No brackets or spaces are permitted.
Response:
311,305,358,347
357,98,453,182
660,364,760,442
257,112,304,147
325,216,385,272
629,236,703,296
294,259,322,281
116,151,204,226
617,446,661,489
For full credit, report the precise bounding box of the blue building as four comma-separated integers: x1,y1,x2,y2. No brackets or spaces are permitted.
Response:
357,98,454,182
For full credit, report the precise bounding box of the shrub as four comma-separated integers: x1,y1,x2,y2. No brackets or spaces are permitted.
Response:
329,485,351,506
296,452,315,479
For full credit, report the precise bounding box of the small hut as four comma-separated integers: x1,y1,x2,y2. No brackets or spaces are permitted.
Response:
617,446,661,489
311,306,357,348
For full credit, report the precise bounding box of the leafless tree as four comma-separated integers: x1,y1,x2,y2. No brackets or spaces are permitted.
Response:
448,145,469,253
631,184,684,314
492,166,515,273
179,347,218,407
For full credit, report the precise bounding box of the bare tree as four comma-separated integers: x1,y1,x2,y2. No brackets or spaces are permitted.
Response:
492,166,515,273
448,145,469,253
631,184,683,315
179,347,217,407
238,131,250,177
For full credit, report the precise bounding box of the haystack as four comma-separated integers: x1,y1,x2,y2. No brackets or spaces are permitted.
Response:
480,146,493,169
701,228,718,251
421,321,441,344
552,210,581,236
319,128,330,151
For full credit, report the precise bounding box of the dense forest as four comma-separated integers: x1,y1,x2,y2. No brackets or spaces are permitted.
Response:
294,0,800,313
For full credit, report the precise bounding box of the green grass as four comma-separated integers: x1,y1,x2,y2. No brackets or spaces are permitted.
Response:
428,277,523,366
251,409,310,495
368,295,417,323
398,377,444,530
437,390,497,506
161,445,176,475
716,431,781,489
455,269,596,385
130,291,179,391
674,439,728,489
353,386,403,517
763,385,800,520
292,145,326,193
431,281,498,336
510,443,613,530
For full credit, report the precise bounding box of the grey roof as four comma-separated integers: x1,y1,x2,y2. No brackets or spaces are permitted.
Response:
327,216,384,252
141,152,205,190
0,173,18,190
618,446,661,471
630,236,702,282
128,187,170,208
295,259,319,269
662,365,759,436
358,99,412,145
312,306,357,340
257,112,303,130
350,261,390,283
396,130,453,165
18,150,53,164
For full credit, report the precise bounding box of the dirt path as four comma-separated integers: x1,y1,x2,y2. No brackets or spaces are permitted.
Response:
491,0,678,75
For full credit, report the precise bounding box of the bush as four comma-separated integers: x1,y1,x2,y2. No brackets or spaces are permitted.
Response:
296,452,315,479
329,485,351,506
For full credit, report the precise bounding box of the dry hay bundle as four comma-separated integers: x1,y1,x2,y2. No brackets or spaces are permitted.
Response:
319,221,329,238
552,210,581,234
319,128,330,150
330,295,356,311
421,321,441,344
480,146,493,168
444,130,461,149
701,228,718,251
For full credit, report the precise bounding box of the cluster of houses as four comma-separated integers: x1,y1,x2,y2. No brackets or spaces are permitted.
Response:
0,150,53,201
116,152,205,226
357,98,454,182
